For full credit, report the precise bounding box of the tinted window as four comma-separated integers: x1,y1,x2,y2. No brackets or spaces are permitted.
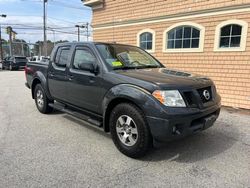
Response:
220,24,242,48
73,49,96,70
55,47,70,67
167,26,200,49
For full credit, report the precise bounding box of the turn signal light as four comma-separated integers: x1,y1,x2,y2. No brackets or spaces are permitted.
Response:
152,90,165,104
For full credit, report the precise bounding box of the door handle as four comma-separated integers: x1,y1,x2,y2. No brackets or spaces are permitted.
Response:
68,75,74,81
49,72,55,77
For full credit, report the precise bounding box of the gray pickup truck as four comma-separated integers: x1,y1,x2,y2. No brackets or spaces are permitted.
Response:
25,42,221,158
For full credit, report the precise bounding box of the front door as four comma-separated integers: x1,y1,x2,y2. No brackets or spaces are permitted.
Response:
48,46,70,102
66,46,103,114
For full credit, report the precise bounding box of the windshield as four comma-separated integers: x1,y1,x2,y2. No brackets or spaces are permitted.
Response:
96,44,163,69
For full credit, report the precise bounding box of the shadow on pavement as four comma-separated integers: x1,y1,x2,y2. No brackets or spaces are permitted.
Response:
145,123,239,163
54,111,239,163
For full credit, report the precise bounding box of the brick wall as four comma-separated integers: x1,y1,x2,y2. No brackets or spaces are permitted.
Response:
87,0,250,109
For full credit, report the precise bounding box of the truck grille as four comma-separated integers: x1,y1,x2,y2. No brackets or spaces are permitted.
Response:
183,91,197,107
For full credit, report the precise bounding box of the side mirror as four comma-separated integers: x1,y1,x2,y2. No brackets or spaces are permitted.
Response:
79,62,98,74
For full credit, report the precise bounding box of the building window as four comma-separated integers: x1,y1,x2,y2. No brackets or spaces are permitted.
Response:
163,22,205,53
167,26,200,49
220,24,242,48
214,20,248,52
140,32,153,50
137,29,155,53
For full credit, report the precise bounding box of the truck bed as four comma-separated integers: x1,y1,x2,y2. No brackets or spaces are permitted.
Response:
25,61,49,88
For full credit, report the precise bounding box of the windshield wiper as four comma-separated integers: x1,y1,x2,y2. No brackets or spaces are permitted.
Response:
113,65,160,70
136,65,160,69
113,66,137,70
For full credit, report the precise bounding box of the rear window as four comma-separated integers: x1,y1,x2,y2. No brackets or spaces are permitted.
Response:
15,57,27,62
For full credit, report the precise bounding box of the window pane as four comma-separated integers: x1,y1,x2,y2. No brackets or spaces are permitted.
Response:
220,37,230,48
140,42,147,50
175,27,183,39
59,49,70,67
230,36,241,47
146,32,152,41
73,49,96,69
184,27,191,38
168,31,175,40
167,40,175,49
221,25,231,37
191,39,199,48
146,42,152,50
140,33,147,41
183,39,191,48
192,28,200,38
232,25,242,36
175,39,182,48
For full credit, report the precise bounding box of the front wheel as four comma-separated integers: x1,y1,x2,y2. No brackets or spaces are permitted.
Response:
34,84,53,114
110,103,152,158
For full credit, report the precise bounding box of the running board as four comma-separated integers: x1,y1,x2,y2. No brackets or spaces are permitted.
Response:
49,102,102,127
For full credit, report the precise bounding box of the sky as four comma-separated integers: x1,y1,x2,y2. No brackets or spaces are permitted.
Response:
0,0,92,43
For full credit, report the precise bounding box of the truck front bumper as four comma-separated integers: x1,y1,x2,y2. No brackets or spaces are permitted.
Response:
146,103,221,142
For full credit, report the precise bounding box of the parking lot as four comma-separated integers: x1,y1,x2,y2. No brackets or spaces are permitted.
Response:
0,71,249,188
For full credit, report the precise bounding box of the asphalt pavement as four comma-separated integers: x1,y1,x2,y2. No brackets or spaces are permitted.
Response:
0,71,250,188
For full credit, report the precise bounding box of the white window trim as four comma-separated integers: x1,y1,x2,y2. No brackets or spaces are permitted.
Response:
137,29,155,53
162,22,205,53
214,19,248,52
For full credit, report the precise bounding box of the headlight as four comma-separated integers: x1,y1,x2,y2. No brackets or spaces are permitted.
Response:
152,90,186,107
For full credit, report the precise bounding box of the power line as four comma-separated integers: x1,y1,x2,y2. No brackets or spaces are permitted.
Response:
48,17,76,24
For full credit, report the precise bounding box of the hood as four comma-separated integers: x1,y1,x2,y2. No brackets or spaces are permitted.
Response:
115,68,213,90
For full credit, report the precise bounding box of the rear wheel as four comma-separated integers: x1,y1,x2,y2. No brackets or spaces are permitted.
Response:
9,64,13,71
110,103,152,158
34,84,53,114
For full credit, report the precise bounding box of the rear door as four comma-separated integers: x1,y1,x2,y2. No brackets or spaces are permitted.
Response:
48,46,70,101
66,45,104,114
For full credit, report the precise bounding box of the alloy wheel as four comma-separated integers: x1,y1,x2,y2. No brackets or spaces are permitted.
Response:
36,90,44,108
116,115,138,146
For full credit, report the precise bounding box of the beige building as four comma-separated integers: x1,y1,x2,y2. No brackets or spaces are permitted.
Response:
83,0,250,110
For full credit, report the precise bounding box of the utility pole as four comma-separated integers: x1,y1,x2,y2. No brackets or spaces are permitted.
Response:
0,14,7,61
75,25,80,42
0,25,3,60
76,23,89,42
21,43,24,56
43,0,48,57
53,30,56,47
6,26,13,57
86,22,89,41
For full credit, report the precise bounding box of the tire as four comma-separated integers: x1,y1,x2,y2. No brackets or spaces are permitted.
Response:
110,103,152,158
34,84,53,114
